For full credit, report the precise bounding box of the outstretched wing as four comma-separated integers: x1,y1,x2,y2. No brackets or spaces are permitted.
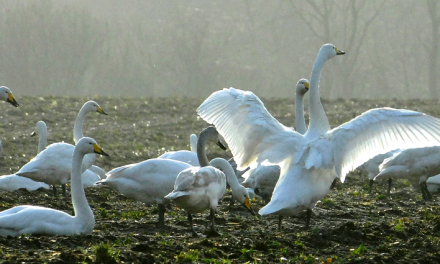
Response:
331,108,440,182
197,88,303,169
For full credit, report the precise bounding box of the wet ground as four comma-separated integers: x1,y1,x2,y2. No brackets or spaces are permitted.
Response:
0,96,440,263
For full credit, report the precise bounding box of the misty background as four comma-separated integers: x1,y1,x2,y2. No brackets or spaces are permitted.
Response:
0,0,438,99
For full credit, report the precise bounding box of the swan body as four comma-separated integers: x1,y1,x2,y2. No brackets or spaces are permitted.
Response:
96,158,192,225
0,86,19,107
158,134,200,166
198,44,440,227
375,146,440,200
0,137,108,236
427,174,440,193
15,101,107,195
0,121,51,192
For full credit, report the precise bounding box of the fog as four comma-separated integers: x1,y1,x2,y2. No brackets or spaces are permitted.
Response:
0,0,438,99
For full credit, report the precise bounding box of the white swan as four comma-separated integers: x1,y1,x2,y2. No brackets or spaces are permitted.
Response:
358,148,401,193
0,86,19,107
158,134,200,165
95,127,228,227
241,79,310,201
164,127,254,236
16,101,107,196
197,43,440,228
0,121,50,191
0,137,108,236
374,146,440,200
427,174,440,193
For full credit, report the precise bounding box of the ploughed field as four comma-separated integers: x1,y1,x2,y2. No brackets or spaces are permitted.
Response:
1,96,440,263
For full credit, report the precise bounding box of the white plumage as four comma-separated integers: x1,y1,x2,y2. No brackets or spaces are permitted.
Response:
375,146,440,200
158,134,200,166
0,137,108,237
0,86,19,107
197,43,440,227
16,101,107,196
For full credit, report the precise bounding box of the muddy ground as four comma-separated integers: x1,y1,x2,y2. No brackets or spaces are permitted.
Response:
0,96,440,263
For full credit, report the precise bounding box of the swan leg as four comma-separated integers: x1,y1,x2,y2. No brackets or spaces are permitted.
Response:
278,215,283,231
387,178,392,195
62,184,67,197
206,208,220,237
187,212,197,237
158,204,166,227
306,209,312,228
52,185,58,196
422,182,432,200
368,179,374,193
421,183,428,200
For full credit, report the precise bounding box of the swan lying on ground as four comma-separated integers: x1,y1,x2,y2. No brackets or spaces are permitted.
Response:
16,101,107,197
0,137,108,237
198,44,440,228
375,146,440,200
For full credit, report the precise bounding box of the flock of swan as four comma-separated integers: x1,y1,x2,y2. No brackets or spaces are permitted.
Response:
1,43,440,237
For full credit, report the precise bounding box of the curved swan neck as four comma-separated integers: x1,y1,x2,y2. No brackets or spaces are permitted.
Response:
306,50,331,139
295,93,307,135
210,158,240,190
71,147,93,220
197,127,217,167
73,105,88,144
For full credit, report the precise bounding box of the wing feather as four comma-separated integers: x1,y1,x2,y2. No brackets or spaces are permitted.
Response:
331,108,440,182
197,88,303,169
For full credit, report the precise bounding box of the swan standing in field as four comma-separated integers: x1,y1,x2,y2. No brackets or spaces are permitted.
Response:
197,43,440,228
374,146,440,200
427,174,440,193
358,148,401,193
164,127,254,236
0,121,50,191
0,137,108,237
16,101,107,197
158,134,200,165
95,127,225,227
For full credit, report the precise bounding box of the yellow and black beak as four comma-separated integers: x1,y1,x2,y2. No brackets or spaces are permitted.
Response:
97,106,108,115
31,131,37,137
244,197,256,216
93,144,109,156
335,47,345,55
7,93,19,107
304,82,309,91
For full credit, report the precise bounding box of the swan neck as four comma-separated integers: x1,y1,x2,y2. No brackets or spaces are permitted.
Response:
190,134,197,153
295,93,307,135
197,131,210,167
306,53,330,138
73,106,88,144
71,148,94,220
37,130,48,154
211,158,239,190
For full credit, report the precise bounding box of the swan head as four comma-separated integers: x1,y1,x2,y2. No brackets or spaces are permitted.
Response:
82,100,108,115
320,44,345,60
233,186,256,215
0,86,19,107
31,121,47,137
296,79,309,96
199,126,227,150
76,137,109,157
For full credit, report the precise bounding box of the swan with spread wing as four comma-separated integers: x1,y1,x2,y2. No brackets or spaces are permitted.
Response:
197,43,440,227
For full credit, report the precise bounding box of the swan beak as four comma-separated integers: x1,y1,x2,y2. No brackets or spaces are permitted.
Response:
7,93,19,107
244,197,256,215
30,131,37,137
93,144,109,156
97,106,108,115
304,82,309,91
217,140,227,150
335,47,345,55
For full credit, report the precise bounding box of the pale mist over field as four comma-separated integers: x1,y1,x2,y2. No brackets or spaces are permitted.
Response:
0,0,438,99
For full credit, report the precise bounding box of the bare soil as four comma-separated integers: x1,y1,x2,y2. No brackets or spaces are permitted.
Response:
0,96,440,263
